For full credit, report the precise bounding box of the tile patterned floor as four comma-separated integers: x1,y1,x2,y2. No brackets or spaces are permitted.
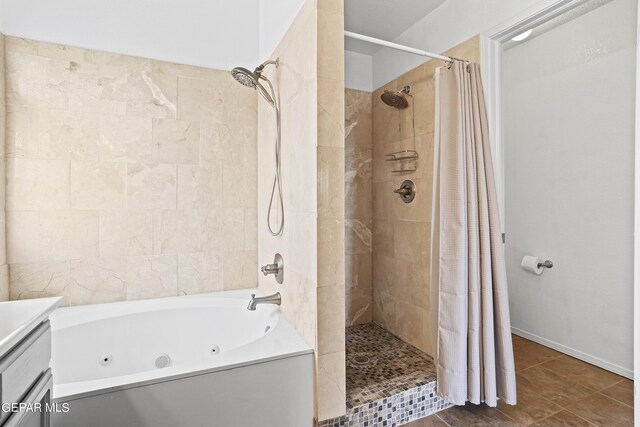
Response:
317,324,449,426
346,323,437,409
403,335,634,427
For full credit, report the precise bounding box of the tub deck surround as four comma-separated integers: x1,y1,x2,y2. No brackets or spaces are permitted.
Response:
319,324,452,426
0,296,62,355
50,289,312,400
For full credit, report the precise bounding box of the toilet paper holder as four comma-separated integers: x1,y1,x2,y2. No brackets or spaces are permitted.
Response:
537,260,553,269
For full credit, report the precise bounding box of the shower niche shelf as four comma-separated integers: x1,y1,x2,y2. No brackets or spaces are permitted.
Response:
385,150,418,173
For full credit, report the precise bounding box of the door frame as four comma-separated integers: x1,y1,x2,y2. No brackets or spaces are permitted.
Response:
480,0,639,421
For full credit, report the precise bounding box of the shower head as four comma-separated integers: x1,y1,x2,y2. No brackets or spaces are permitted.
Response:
231,59,279,106
381,85,411,109
231,67,259,89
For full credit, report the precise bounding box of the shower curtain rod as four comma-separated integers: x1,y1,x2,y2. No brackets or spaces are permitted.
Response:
344,31,455,63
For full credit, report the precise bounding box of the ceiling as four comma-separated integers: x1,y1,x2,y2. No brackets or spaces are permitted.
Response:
345,0,447,55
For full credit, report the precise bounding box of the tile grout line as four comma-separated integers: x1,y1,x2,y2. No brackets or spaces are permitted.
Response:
434,413,452,427
516,353,564,373
598,378,634,408
563,406,605,426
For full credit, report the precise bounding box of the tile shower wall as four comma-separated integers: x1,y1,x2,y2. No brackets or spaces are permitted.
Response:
257,0,346,421
371,36,480,356
345,89,372,326
0,33,8,301
4,36,258,305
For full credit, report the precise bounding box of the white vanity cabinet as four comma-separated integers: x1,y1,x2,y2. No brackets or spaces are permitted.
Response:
0,298,62,427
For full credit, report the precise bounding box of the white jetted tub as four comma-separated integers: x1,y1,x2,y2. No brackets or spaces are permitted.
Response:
50,289,314,427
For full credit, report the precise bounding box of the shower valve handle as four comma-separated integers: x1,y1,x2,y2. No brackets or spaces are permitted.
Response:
394,187,411,196
260,253,284,284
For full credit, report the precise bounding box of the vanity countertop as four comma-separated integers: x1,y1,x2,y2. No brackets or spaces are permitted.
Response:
0,297,63,356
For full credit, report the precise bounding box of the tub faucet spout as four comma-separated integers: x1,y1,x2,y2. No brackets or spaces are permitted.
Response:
247,292,281,311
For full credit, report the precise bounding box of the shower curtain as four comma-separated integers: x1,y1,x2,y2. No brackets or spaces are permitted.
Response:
430,61,516,406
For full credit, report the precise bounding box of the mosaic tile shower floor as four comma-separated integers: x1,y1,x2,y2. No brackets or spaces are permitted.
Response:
345,323,437,409
318,323,451,427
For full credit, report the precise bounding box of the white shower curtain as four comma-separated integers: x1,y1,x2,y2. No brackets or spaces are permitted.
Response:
430,61,517,406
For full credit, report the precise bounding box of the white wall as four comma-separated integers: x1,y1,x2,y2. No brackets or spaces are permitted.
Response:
370,0,545,89
0,0,4,32
345,50,372,92
503,0,636,376
258,0,305,61
0,0,260,70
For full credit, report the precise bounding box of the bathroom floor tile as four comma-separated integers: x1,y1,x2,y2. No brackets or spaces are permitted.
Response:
496,378,563,425
345,323,437,409
516,365,595,408
436,402,519,427
512,335,563,371
528,410,594,426
600,379,634,407
540,356,623,392
332,330,634,427
565,393,633,426
400,414,448,426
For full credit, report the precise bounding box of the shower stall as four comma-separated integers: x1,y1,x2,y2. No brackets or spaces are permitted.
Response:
340,33,485,425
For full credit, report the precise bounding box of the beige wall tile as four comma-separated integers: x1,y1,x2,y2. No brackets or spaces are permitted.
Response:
0,265,9,302
68,258,127,304
98,115,152,162
317,351,347,420
127,163,177,209
152,118,199,164
318,146,345,218
177,76,225,123
126,254,178,300
345,89,373,327
6,158,69,210
317,217,345,288
9,261,72,303
5,52,70,108
0,33,6,301
125,71,178,119
5,37,37,54
70,161,126,209
243,208,258,251
317,10,344,81
223,165,257,209
317,285,346,355
68,68,127,115
5,37,257,305
318,78,345,148
223,250,258,290
39,109,101,160
200,122,243,164
178,252,223,295
99,210,153,257
177,164,222,209
152,209,221,255
224,208,245,252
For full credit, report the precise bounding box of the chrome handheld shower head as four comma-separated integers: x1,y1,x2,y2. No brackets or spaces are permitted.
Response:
231,67,259,88
231,59,279,106
230,58,284,236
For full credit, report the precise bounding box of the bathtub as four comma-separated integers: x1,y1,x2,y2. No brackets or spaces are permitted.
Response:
49,289,314,427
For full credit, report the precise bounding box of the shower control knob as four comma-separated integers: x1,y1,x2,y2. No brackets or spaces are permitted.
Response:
394,180,416,203
260,253,284,284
